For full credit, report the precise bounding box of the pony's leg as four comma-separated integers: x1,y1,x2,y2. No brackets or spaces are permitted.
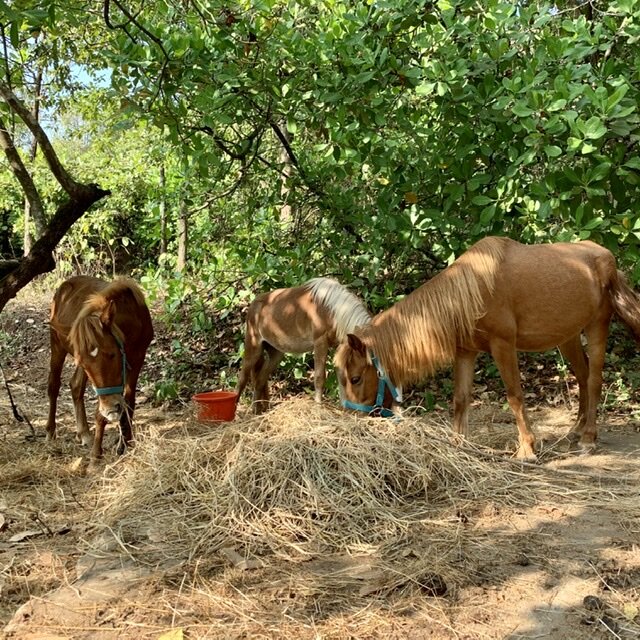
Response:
236,339,263,401
45,333,66,441
91,406,108,460
558,336,589,440
579,319,610,452
69,365,93,447
312,336,330,403
117,368,140,455
236,312,263,402
452,349,478,437
490,339,536,460
253,344,284,414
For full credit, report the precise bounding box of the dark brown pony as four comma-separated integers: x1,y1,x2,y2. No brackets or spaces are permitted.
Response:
46,276,154,459
335,237,640,459
236,277,371,413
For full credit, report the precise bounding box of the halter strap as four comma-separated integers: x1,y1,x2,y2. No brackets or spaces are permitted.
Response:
342,352,402,419
93,335,127,396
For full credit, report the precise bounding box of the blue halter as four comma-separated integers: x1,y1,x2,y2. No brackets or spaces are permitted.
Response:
93,335,127,397
342,353,402,419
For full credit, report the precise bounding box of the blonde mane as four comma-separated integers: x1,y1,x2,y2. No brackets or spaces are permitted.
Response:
356,237,507,384
68,278,143,355
305,277,371,341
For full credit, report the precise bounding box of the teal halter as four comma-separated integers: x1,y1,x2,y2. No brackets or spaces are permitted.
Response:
93,335,127,397
342,352,402,418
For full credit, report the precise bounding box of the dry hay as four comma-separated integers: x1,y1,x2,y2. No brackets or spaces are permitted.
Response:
92,399,535,559
86,401,639,619
2,398,639,637
0,428,96,626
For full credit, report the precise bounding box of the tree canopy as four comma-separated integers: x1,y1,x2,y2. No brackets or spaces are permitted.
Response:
1,0,640,382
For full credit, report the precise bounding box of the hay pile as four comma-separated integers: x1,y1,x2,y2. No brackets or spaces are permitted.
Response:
89,398,622,585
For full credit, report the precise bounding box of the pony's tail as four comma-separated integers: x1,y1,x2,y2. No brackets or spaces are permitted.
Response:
610,270,640,340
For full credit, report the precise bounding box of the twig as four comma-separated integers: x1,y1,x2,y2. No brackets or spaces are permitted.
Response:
0,361,36,437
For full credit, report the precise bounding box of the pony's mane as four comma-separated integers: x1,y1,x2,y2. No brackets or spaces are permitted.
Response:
356,237,507,384
68,278,143,355
305,277,371,341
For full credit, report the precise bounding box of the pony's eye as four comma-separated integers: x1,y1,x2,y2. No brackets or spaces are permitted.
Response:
90,347,99,358
350,376,361,385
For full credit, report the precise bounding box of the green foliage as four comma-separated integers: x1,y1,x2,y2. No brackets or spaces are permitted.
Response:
4,0,640,406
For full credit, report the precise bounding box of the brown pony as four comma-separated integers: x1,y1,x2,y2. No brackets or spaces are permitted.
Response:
236,277,371,413
335,237,640,459
46,276,154,459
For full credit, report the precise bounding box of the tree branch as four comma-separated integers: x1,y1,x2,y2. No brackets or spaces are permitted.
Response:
269,120,307,181
0,81,83,196
0,116,46,228
0,183,111,313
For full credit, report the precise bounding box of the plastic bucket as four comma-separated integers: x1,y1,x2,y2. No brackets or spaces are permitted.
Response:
192,390,238,422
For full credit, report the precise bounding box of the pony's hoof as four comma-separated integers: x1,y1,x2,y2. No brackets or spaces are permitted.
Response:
565,431,581,444
516,446,537,461
579,441,596,455
77,433,94,447
87,458,104,473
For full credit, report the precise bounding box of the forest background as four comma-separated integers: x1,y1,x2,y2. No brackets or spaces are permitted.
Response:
1,0,640,410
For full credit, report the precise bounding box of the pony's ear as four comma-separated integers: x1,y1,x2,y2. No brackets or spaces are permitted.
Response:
347,333,366,355
100,300,116,328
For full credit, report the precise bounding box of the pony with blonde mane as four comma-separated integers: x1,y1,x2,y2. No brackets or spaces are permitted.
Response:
236,277,371,413
335,237,640,459
46,276,154,459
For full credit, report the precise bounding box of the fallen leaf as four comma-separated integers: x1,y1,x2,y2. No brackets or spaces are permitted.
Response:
158,628,183,640
9,529,43,542
623,602,639,620
220,547,263,570
68,457,85,474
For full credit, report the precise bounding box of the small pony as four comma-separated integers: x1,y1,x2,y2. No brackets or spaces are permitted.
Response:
236,277,371,413
335,237,640,459
46,275,154,459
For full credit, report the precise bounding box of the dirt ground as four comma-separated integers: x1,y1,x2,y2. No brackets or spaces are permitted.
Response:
0,284,639,639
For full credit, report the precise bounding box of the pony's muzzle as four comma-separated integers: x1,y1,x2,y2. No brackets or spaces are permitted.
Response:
99,396,125,422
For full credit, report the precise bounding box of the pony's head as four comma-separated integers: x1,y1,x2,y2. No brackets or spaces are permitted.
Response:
334,333,400,416
69,295,127,423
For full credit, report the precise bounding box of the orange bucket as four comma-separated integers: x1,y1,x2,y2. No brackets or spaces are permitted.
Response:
192,390,238,422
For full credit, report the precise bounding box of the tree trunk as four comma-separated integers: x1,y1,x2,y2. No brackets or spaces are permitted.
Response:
176,199,188,272
0,209,11,255
22,63,45,254
159,163,167,256
278,122,293,225
23,200,32,255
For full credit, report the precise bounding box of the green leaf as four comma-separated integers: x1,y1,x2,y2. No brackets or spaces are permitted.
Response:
606,84,628,112
547,99,567,112
567,137,582,152
479,205,496,224
582,116,607,140
512,102,534,118
588,163,612,183
544,145,562,158
9,19,18,48
472,195,493,206
416,82,435,96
